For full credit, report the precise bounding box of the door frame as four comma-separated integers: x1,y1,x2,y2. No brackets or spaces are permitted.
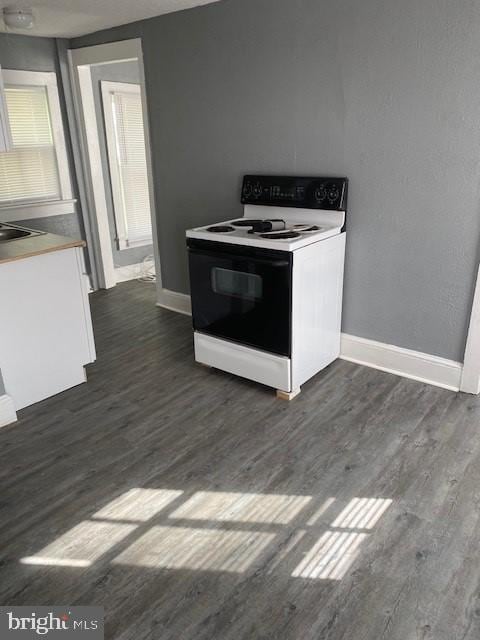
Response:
68,39,161,292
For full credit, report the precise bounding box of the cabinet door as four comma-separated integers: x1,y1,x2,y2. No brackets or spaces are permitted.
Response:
0,248,96,409
0,65,12,152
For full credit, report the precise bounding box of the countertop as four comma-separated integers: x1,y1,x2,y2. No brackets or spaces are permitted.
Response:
0,232,85,265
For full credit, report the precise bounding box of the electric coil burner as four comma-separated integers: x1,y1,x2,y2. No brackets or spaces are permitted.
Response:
206,225,235,233
186,174,348,401
293,225,321,232
260,231,300,239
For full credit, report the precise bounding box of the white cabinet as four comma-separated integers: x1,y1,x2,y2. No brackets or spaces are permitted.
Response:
0,65,12,152
0,247,96,410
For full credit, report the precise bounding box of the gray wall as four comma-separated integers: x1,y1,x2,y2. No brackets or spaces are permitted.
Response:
69,0,480,362
90,61,153,267
12,213,83,237
0,32,58,71
0,33,84,240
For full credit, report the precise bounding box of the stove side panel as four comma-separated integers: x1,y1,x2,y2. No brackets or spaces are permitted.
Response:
291,233,346,390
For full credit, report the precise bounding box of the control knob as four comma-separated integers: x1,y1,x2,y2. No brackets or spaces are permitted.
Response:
327,186,340,203
253,183,262,197
243,182,253,198
314,186,327,203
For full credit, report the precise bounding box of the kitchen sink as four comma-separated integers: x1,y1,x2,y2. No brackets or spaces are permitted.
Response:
0,223,45,242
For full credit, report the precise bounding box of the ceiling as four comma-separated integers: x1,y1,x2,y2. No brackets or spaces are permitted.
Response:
0,0,222,38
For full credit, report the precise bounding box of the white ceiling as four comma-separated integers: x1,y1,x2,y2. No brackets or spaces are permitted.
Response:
0,0,222,38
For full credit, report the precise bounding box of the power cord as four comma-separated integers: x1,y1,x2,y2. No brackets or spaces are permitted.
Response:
137,254,156,282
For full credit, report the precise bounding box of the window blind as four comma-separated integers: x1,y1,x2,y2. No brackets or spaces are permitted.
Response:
0,85,60,203
111,90,152,248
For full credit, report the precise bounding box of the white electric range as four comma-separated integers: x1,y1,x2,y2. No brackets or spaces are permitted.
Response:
186,175,348,400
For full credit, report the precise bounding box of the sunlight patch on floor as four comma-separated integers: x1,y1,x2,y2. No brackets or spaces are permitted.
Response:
20,556,91,568
112,526,275,573
93,488,183,522
292,531,368,580
331,498,393,530
20,521,136,568
169,491,311,524
18,489,393,581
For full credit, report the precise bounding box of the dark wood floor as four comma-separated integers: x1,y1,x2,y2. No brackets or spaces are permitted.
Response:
1,280,480,639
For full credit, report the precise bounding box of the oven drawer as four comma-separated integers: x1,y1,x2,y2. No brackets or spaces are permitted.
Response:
194,332,291,392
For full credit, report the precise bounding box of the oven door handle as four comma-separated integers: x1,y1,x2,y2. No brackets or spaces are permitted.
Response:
188,248,290,268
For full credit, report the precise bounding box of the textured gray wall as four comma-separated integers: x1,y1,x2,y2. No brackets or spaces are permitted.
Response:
12,214,83,238
90,61,153,267
66,0,480,361
0,33,84,240
0,32,58,71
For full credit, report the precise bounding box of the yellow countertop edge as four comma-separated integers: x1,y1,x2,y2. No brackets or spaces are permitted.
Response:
0,235,86,265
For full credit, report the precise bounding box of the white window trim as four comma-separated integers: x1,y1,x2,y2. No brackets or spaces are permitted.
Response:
0,65,13,151
101,80,151,250
0,69,75,220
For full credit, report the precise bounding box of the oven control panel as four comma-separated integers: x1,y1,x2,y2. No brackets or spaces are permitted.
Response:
241,175,348,210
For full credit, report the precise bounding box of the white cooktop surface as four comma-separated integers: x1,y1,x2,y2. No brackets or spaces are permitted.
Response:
186,220,340,251
186,205,345,251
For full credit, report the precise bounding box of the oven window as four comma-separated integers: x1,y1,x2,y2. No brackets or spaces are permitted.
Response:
211,267,263,300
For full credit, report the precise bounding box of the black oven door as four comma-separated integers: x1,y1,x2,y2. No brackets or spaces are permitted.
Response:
187,239,292,357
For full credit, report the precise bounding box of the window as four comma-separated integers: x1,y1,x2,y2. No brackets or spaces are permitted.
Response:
0,70,72,214
101,81,152,249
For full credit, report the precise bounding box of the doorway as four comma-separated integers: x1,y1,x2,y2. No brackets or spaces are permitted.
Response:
68,40,160,291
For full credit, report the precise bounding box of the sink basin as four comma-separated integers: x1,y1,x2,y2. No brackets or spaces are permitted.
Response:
0,223,45,242
0,228,30,241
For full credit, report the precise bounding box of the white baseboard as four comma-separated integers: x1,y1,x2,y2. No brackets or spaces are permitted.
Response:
0,394,17,428
153,289,463,392
340,333,462,392
157,289,191,316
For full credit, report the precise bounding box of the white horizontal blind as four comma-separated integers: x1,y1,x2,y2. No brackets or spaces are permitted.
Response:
0,85,60,203
111,89,152,248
